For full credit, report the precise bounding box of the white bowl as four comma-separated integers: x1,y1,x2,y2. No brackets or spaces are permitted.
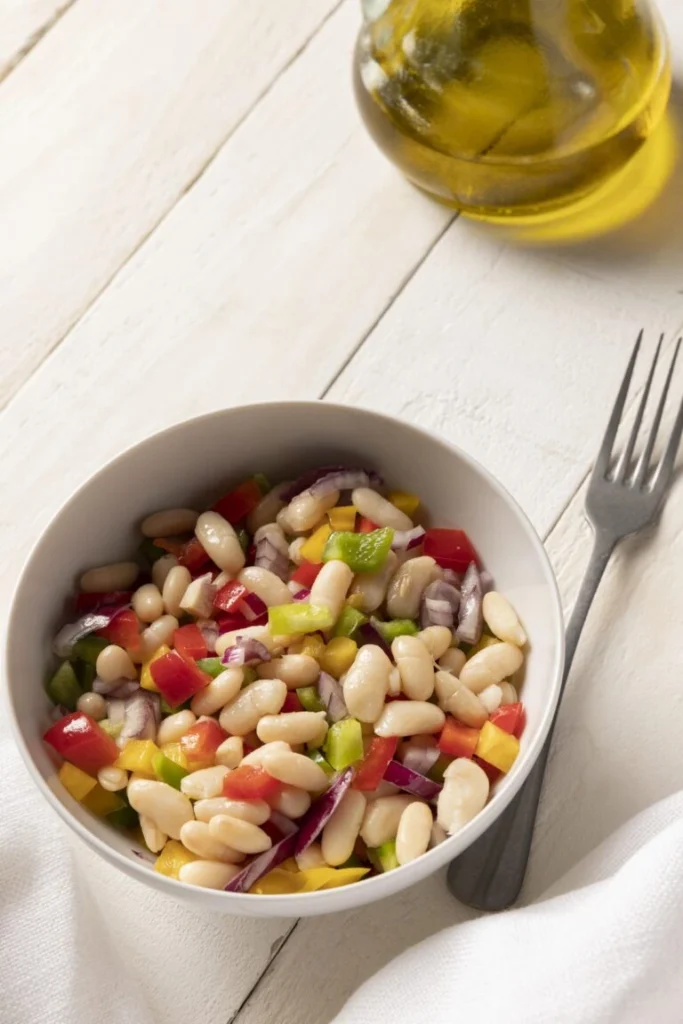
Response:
6,402,564,917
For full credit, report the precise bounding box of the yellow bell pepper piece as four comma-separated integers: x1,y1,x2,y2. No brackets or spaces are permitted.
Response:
475,721,520,773
154,840,197,879
320,637,358,679
82,784,126,817
467,634,501,658
160,742,189,770
58,762,97,802
250,864,371,895
299,523,332,564
388,490,420,518
319,867,370,889
140,644,171,692
345,593,366,611
295,634,326,661
249,869,309,895
280,858,300,873
115,739,161,775
328,506,357,532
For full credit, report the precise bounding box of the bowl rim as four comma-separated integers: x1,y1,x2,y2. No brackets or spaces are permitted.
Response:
5,400,565,910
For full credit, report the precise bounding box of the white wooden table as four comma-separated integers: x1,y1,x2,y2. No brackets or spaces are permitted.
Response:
3,2,683,1022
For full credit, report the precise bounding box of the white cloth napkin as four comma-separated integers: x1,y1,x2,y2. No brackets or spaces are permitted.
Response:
335,790,683,1024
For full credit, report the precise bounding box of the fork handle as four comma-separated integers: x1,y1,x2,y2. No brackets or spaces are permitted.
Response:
445,529,615,911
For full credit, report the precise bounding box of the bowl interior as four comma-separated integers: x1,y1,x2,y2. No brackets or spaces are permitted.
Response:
6,402,564,917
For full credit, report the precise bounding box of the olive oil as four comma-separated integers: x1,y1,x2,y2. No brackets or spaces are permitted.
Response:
354,0,671,224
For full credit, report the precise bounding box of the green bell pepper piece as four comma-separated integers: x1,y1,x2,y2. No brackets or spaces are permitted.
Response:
428,754,451,784
322,528,394,573
237,528,250,552
307,749,335,775
376,839,399,872
370,617,419,644
71,635,108,665
46,661,81,709
340,853,365,869
99,719,123,739
74,659,96,691
333,605,368,639
107,804,139,831
254,473,271,495
268,603,335,635
324,718,363,771
152,752,188,790
195,657,225,679
298,686,326,713
138,538,166,567
242,667,257,686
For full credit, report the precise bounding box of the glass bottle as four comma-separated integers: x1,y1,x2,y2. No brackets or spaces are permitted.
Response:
354,0,671,224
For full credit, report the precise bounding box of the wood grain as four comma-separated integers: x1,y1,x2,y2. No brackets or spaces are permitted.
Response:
0,0,73,80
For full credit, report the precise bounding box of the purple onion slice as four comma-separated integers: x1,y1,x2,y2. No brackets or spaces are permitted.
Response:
383,759,442,800
282,467,383,503
402,746,440,777
391,526,426,552
294,767,354,855
420,580,460,629
221,636,271,666
225,831,299,893
456,562,483,646
53,605,128,659
317,671,347,723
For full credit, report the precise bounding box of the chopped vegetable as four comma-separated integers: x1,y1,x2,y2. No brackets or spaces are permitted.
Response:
490,702,525,738
383,758,442,799
328,506,357,532
369,617,419,644
356,516,379,533
195,656,225,679
402,745,440,776
149,650,211,708
53,609,123,660
254,473,271,494
299,524,332,565
116,739,161,775
227,830,298,893
97,608,141,655
173,623,208,661
352,736,398,791
212,478,263,524
152,751,189,789
467,633,500,657
438,716,480,759
322,528,393,573
213,581,249,614
428,754,452,783
456,562,484,646
475,720,520,773
252,864,370,894
222,765,282,801
298,686,326,713
421,580,460,629
159,742,189,769
177,537,211,573
74,590,133,614
107,803,139,831
473,754,502,784
58,761,97,802
238,528,250,552
180,719,227,766
44,712,119,773
324,718,363,770
332,605,368,639
154,840,197,879
140,644,171,692
268,603,335,636
307,749,335,775
291,561,324,588
424,528,480,573
282,691,303,713
221,636,271,666
376,839,399,872
71,635,109,665
317,671,348,722
294,767,354,855
138,538,166,566
298,634,326,660
81,784,125,817
249,867,308,895
391,525,426,551
319,637,358,679
46,661,82,710
388,491,420,518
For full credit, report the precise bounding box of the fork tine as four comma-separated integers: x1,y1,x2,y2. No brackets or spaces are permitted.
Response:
634,337,682,488
614,333,662,482
650,338,683,492
594,329,643,479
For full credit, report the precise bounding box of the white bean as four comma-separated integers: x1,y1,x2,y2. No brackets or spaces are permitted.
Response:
190,668,243,716
499,682,519,706
179,821,245,863
295,842,326,870
322,790,366,867
193,797,270,825
179,573,216,620
479,684,503,714
127,779,194,839
76,691,106,720
238,566,292,607
257,711,328,746
214,736,244,769
360,795,418,847
343,644,392,723
441,675,488,728
141,508,199,538
269,785,311,819
387,666,401,697
438,648,466,676
351,487,413,530
140,814,167,854
215,625,292,658
260,749,328,791
429,822,448,848
386,556,439,619
417,626,453,660
240,741,291,767
349,551,398,613
152,554,178,591
95,644,137,683
209,814,272,854
80,561,139,593
459,642,524,694
132,583,164,624
483,591,527,647
97,765,128,792
180,766,230,800
195,511,245,575
162,565,192,617
218,679,287,736
396,801,433,865
179,860,241,889
391,635,435,701
283,489,339,532
288,537,306,565
139,614,179,661
434,669,459,710
156,709,197,745
247,484,289,535
364,780,400,802
374,701,445,737
309,560,354,621
437,759,490,834
257,654,320,689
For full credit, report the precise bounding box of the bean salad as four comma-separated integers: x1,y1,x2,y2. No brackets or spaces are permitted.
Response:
44,467,527,894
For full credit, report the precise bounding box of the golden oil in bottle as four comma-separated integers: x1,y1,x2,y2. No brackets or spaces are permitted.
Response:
354,0,671,224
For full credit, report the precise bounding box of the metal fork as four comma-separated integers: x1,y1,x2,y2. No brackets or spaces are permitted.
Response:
447,329,683,911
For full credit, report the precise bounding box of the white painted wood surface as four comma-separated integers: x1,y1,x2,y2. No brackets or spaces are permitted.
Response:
2,0,683,1021
0,0,70,79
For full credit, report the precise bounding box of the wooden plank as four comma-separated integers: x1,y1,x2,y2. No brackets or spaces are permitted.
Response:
0,0,342,408
0,0,73,80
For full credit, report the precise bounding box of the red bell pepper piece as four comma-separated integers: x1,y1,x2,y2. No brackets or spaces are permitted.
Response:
177,537,211,573
212,479,262,525
150,650,211,707
356,516,379,534
490,702,525,739
282,691,302,713
180,719,227,764
215,611,261,634
44,712,119,773
473,754,501,784
75,591,133,614
438,716,480,759
173,623,208,661
213,581,248,614
222,765,282,801
423,528,480,573
352,736,398,791
97,608,141,656
290,562,323,588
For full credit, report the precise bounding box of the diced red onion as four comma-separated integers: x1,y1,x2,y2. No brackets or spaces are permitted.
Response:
240,591,268,623
108,680,141,700
294,767,354,854
402,746,440,776
120,692,159,743
480,570,494,594
391,525,426,551
267,810,298,839
317,671,347,723
287,580,307,599
292,586,311,603
93,676,132,695
383,759,442,800
307,468,384,500
106,698,126,725
420,580,460,629
221,636,272,666
197,618,219,654
281,466,347,503
53,605,128,659
225,831,298,893
254,536,289,581
456,562,483,646
442,569,461,587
